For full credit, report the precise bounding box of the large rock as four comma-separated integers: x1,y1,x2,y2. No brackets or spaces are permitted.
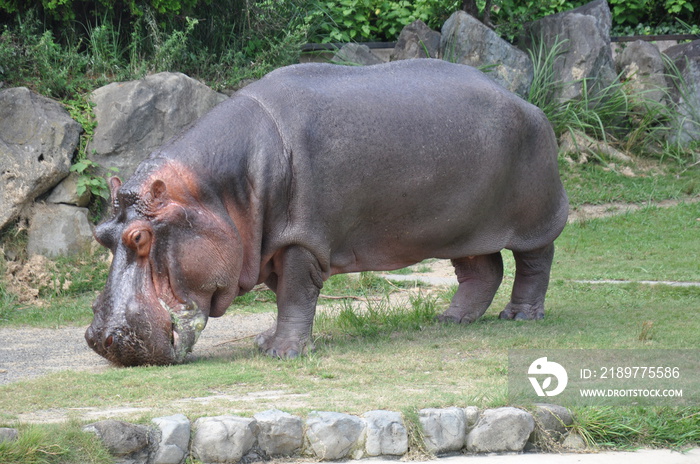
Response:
46,172,91,207
616,40,668,105
664,39,700,146
152,414,191,464
83,420,151,464
466,407,535,453
26,204,94,257
253,409,303,457
363,410,408,456
331,43,384,66
391,20,441,61
562,431,587,450
520,0,617,102
88,72,227,180
191,415,256,464
0,427,18,443
418,407,466,454
530,403,574,446
305,411,366,460
441,11,533,97
0,87,81,230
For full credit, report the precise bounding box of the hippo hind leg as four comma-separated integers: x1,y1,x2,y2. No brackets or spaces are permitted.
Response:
499,243,555,321
438,252,504,324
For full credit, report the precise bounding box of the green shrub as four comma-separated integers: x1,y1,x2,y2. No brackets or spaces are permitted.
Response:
308,0,459,43
0,0,203,21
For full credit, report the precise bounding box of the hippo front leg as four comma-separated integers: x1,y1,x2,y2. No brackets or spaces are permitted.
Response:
499,244,555,320
256,246,324,358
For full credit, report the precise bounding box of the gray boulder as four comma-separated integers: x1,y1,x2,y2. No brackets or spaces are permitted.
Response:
26,204,94,257
0,427,18,443
331,43,384,66
305,411,366,460
418,407,466,454
391,20,441,61
46,172,91,207
617,40,668,105
664,40,700,147
520,0,617,102
530,403,574,446
0,87,81,230
463,406,480,431
83,420,151,464
88,72,227,180
253,409,303,457
562,431,587,450
441,10,533,97
152,414,191,464
363,410,408,456
466,407,535,453
191,415,256,464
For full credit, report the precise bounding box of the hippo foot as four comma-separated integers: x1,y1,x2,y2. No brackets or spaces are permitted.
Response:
255,326,313,359
499,302,544,321
436,309,479,325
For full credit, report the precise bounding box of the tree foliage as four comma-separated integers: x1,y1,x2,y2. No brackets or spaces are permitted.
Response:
0,0,202,20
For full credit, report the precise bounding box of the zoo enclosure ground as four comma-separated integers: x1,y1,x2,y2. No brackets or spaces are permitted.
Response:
1,199,698,426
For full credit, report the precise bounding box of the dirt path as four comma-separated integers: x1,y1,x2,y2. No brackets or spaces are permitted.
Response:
567,197,699,222
0,312,277,386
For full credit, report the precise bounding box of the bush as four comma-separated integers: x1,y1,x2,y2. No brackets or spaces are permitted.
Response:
0,0,314,95
0,0,203,21
307,0,460,43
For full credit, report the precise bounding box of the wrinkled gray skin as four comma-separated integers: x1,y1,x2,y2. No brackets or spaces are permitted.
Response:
86,59,568,366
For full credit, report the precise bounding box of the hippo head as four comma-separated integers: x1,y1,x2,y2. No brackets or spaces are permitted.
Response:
86,160,243,366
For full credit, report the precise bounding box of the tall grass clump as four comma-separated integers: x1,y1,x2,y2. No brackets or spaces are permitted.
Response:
663,55,700,164
0,422,112,464
573,406,700,449
0,11,90,97
316,291,439,340
526,34,699,166
527,36,630,145
0,1,315,97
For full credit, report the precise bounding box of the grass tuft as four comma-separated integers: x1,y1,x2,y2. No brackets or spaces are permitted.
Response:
527,34,700,166
315,291,439,341
0,422,112,464
573,406,700,450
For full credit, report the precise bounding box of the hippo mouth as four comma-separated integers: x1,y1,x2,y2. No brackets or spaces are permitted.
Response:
161,299,207,363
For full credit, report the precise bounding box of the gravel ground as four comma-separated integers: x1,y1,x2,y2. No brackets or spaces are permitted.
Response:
0,312,276,386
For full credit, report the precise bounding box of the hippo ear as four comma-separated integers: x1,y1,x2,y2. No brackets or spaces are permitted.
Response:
149,179,169,210
108,177,122,200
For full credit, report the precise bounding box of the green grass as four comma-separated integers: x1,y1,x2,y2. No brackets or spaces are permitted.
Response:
573,406,700,450
560,160,699,207
1,280,698,448
0,422,112,464
555,201,700,282
1,170,699,460
0,422,114,464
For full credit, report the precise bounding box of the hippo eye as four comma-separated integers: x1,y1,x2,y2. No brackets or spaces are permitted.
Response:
122,222,153,258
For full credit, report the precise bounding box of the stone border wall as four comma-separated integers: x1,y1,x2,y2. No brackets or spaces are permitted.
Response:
0,404,584,464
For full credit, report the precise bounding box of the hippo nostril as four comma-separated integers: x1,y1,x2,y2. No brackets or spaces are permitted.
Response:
104,334,114,349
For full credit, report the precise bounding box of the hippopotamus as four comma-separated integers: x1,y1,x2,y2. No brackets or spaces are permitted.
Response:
86,59,568,367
